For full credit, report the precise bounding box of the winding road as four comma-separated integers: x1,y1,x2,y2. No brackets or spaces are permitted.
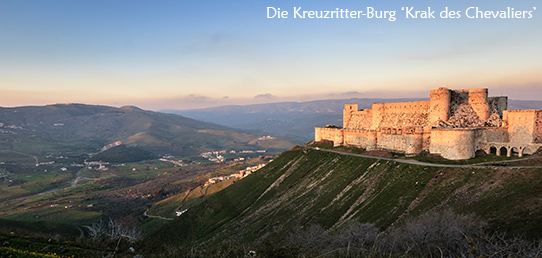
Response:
143,209,174,221
307,146,542,169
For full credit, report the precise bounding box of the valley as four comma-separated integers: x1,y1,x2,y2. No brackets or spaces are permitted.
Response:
0,151,274,231
1,102,542,257
0,103,291,253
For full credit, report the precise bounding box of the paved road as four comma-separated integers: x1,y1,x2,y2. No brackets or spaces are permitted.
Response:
307,146,542,169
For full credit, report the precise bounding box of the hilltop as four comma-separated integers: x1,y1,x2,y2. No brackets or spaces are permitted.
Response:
0,103,296,159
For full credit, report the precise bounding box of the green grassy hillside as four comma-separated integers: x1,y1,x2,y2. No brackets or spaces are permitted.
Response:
0,104,296,160
88,145,155,163
148,147,542,251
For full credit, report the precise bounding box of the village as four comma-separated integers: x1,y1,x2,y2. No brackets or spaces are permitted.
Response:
199,149,267,163
204,162,271,187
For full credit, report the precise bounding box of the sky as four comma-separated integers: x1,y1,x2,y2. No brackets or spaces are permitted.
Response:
1,0,541,110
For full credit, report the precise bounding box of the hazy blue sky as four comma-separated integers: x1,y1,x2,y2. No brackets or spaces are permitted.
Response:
1,0,541,110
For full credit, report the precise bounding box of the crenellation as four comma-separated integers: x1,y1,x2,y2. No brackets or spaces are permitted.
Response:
315,87,542,160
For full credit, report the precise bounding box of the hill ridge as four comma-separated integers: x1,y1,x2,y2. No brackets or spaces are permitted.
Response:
0,103,295,158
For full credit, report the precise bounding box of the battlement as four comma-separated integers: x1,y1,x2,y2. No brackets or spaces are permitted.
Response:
343,128,376,132
317,126,343,132
315,87,542,160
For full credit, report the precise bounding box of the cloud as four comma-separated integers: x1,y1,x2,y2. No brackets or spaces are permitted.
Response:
254,93,276,99
185,94,211,102
324,90,428,100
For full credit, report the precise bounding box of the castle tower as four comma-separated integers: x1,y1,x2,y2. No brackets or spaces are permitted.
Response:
468,88,489,120
429,87,451,126
343,104,358,128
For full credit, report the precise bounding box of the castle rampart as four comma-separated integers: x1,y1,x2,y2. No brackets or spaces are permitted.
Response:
430,128,476,160
315,127,343,147
507,110,539,144
315,87,542,160
343,129,377,150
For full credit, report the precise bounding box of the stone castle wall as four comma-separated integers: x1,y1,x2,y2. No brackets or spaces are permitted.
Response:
536,111,542,143
344,101,431,130
375,127,425,155
343,129,377,150
507,110,537,144
315,127,343,147
315,87,542,160
344,109,373,129
429,128,476,160
481,127,509,143
376,129,408,153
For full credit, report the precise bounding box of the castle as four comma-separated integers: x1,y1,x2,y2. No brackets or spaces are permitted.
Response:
315,88,542,160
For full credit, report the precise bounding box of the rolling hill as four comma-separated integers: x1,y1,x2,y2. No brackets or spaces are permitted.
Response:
0,104,296,160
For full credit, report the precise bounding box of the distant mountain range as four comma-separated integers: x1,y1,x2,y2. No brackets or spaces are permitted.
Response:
164,98,542,141
2,98,538,160
0,104,295,159
163,98,423,141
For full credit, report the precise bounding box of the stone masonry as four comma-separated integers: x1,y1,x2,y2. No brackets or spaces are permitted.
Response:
315,87,542,160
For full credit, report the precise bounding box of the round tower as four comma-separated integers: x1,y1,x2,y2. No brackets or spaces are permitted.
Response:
468,88,489,120
429,87,451,126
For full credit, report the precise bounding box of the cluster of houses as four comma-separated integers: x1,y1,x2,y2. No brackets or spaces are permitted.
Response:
258,135,276,140
200,149,267,163
240,150,267,154
35,161,55,166
0,123,21,134
0,123,21,129
84,161,109,170
159,155,185,166
200,150,227,162
204,162,270,187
